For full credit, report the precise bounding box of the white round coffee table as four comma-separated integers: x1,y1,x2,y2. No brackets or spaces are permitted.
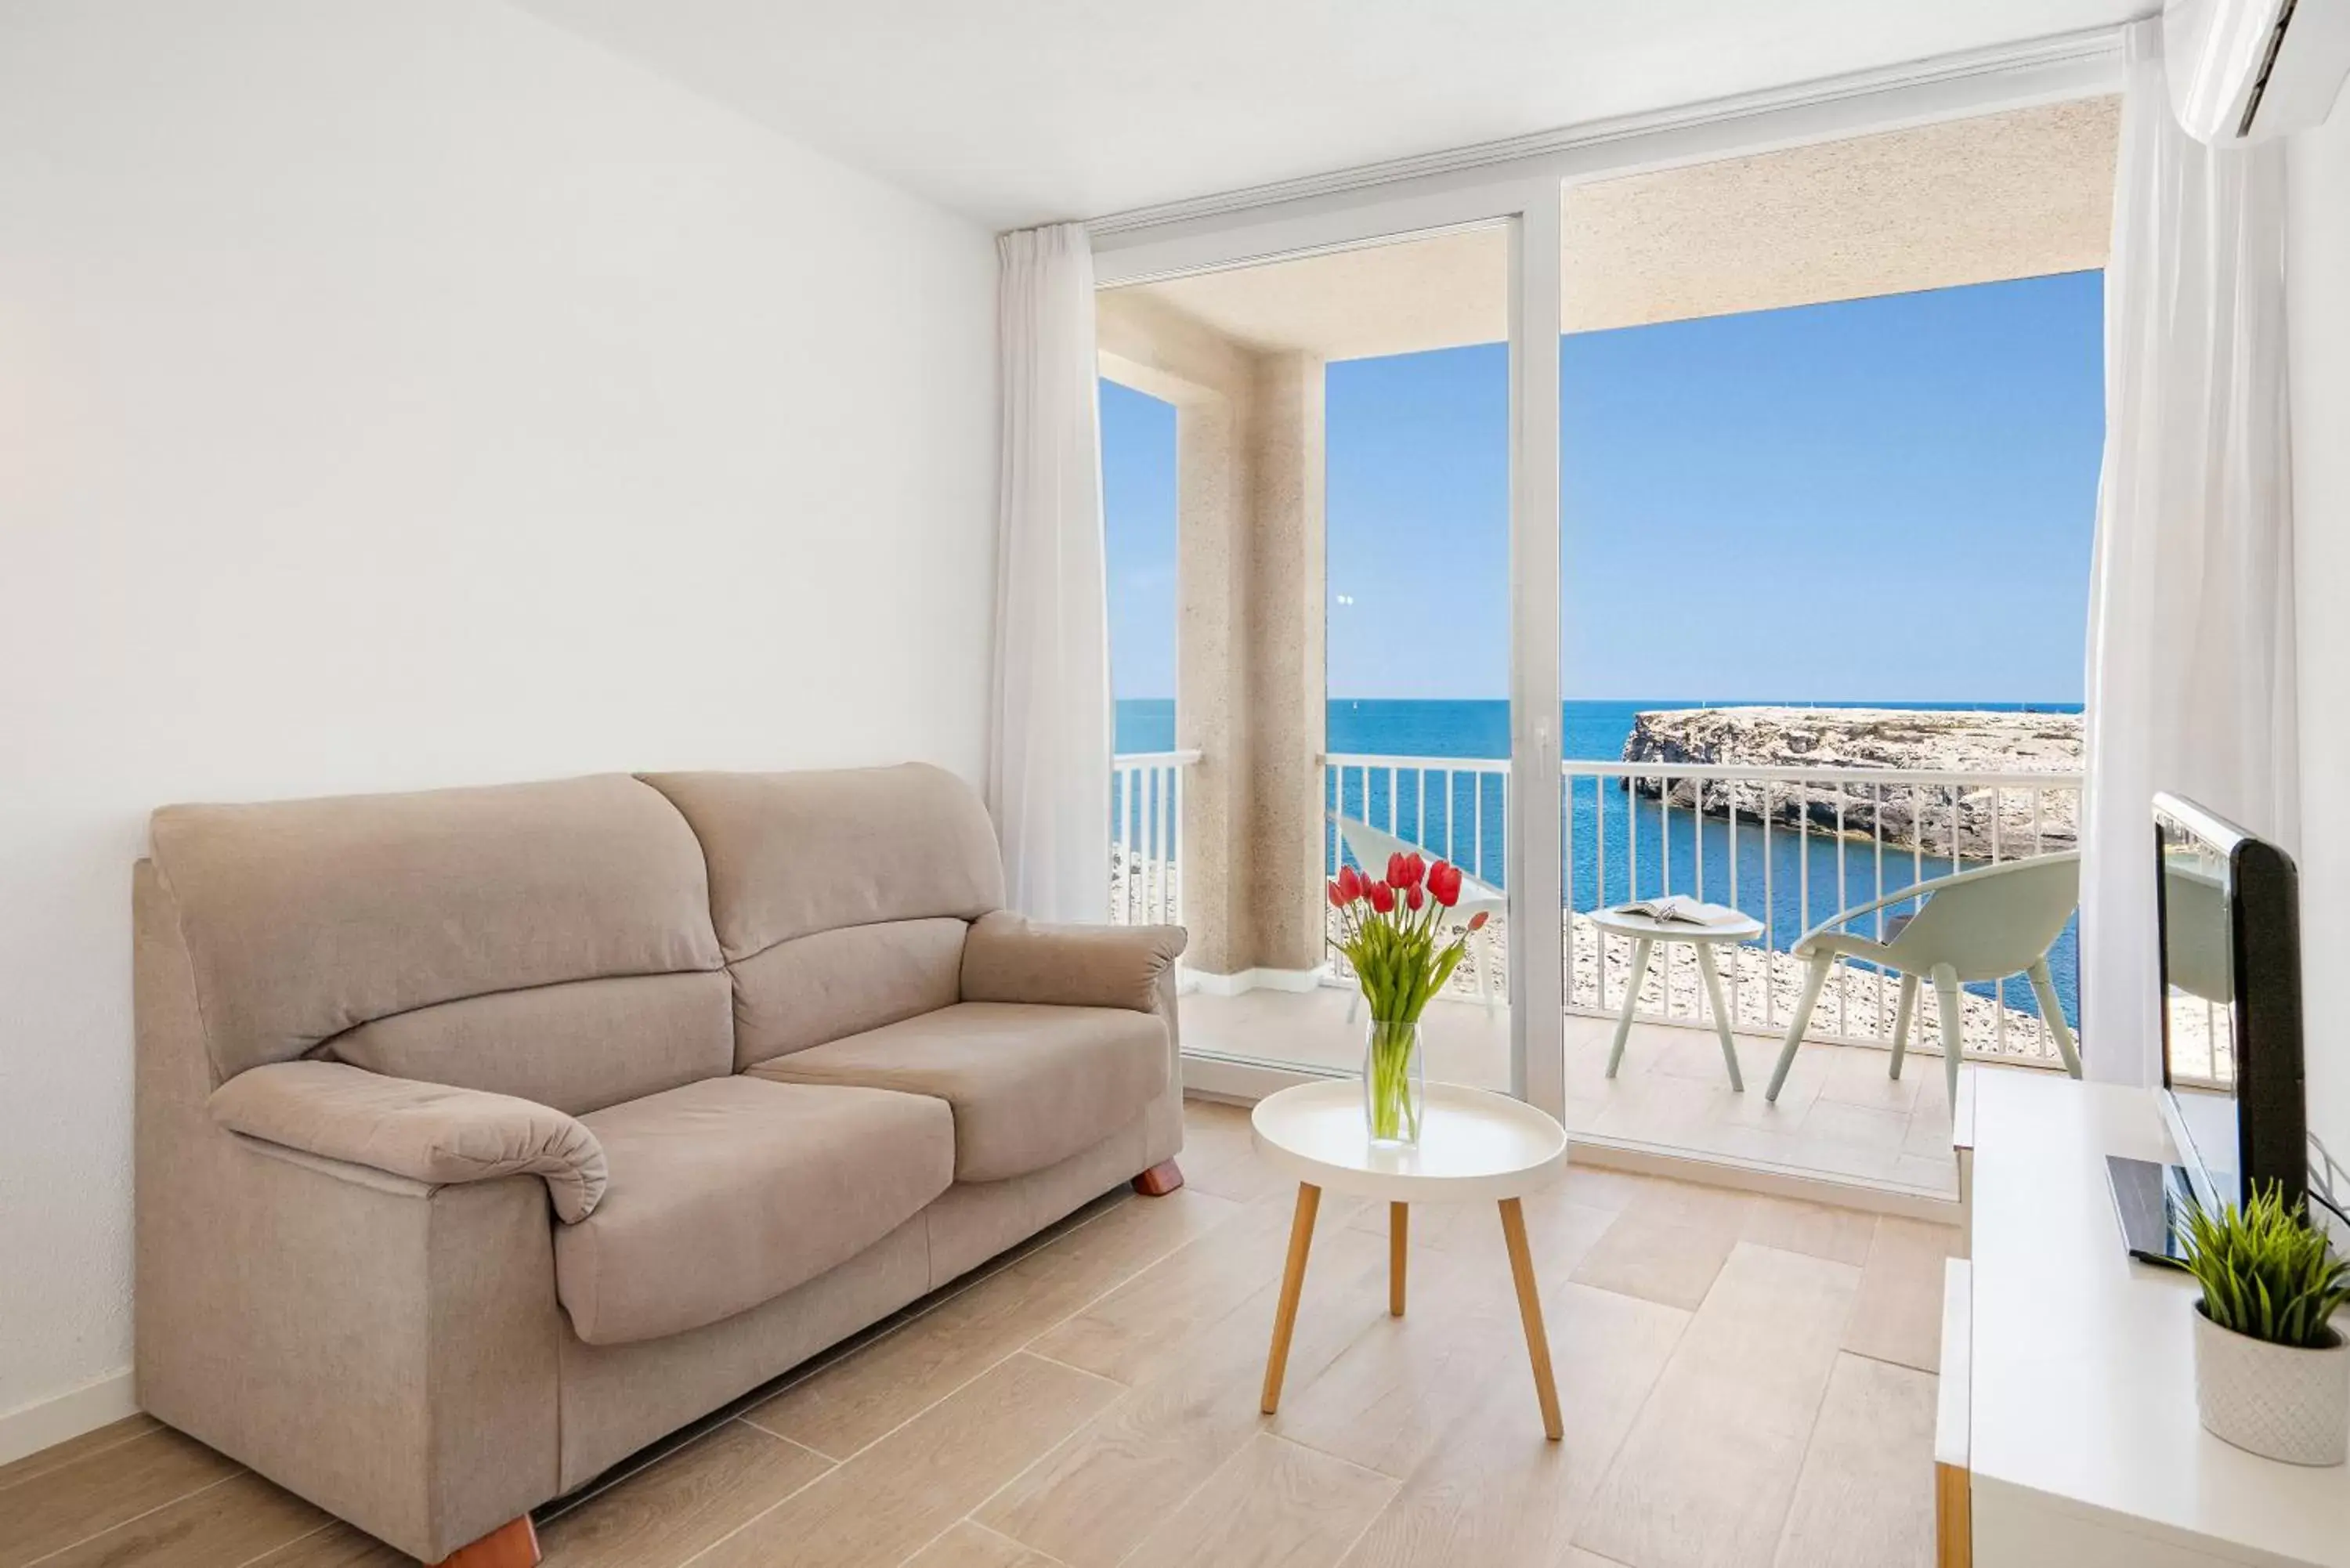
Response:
1249,1079,1571,1439
1587,905,1765,1089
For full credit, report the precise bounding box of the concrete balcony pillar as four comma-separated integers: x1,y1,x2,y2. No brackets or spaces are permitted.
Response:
1237,350,1326,975
1099,296,1325,981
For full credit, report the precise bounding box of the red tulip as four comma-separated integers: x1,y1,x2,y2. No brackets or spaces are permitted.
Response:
1367,880,1396,914
1405,884,1425,911
1466,909,1489,931
1327,880,1347,908
1336,864,1361,901
1386,851,1408,886
1427,861,1462,907
1394,852,1426,891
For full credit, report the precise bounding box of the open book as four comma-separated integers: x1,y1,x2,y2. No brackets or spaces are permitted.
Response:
1614,894,1743,927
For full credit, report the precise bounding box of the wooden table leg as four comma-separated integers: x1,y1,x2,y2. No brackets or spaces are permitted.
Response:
1261,1182,1322,1414
1390,1201,1408,1317
1499,1198,1564,1440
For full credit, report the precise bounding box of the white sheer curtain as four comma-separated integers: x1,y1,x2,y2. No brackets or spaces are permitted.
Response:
988,222,1112,922
2081,20,2298,1083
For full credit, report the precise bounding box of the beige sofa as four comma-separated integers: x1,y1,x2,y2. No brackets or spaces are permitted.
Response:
133,764,1184,1563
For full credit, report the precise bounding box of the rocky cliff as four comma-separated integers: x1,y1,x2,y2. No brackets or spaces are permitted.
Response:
1621,706,2082,858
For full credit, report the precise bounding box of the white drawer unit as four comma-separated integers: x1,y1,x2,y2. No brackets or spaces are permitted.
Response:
1949,1071,2350,1566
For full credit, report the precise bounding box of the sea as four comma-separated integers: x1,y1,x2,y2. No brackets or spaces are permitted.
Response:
1115,695,2084,1025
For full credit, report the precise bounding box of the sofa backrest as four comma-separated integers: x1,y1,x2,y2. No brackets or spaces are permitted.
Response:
641,764,1004,1068
148,774,730,1113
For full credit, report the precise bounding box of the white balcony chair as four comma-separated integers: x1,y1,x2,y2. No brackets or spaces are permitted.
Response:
1329,814,1504,1012
1762,850,2082,1107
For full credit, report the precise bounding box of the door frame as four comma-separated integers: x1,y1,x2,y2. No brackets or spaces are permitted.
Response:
1089,30,2126,1123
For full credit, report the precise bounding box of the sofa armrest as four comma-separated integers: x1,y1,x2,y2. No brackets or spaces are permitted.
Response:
209,1060,608,1223
959,912,1186,1013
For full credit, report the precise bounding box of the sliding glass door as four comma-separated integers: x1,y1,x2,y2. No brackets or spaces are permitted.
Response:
1095,215,1545,1098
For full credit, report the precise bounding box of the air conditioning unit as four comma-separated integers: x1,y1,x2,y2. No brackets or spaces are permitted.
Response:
2165,0,2350,143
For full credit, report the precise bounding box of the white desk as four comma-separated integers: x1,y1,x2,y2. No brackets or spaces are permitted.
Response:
1958,1071,2350,1566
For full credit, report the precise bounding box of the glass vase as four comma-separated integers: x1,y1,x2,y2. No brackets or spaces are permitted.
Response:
1362,1020,1425,1147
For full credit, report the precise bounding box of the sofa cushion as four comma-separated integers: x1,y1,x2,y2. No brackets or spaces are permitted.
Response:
150,774,722,1080
746,1003,1170,1183
555,1077,952,1346
638,765,1003,959
323,971,734,1116
729,918,968,1070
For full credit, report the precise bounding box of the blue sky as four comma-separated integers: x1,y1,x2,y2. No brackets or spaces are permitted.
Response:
1102,269,2104,703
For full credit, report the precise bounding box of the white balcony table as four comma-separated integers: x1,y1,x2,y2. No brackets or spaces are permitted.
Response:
1249,1079,1570,1438
1589,903,1765,1089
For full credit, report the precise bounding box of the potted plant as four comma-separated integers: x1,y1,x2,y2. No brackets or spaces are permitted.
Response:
1326,851,1488,1147
2178,1183,2350,1465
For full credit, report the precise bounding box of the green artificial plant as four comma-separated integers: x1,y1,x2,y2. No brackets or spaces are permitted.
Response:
2179,1183,2350,1349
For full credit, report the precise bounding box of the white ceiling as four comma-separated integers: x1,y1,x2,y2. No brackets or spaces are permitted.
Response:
513,0,2154,230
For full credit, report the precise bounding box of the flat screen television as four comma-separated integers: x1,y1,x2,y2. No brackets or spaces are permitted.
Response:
2108,793,2305,1264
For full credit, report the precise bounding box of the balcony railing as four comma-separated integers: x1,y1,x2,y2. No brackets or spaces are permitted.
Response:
1109,750,1198,925
1320,751,2084,1065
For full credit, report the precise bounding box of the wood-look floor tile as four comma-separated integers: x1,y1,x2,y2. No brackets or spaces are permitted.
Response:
1901,1102,1956,1162
1120,1434,1395,1568
240,1521,409,1566
1568,1214,1734,1311
537,1420,830,1568
1171,1100,1285,1203
1737,1196,1881,1268
1553,1164,1650,1212
1607,1176,1880,1269
1029,1187,1361,1387
1341,1198,1484,1256
1339,1189,1612,1276
37,1470,329,1568
902,1519,1066,1567
1334,1284,1689,1568
0,1426,242,1568
750,1187,1238,1458
978,1229,1390,1568
1574,1242,1862,1568
692,1353,1118,1568
1815,1043,1925,1114
0,1417,161,1496
1842,1216,1962,1373
1796,1101,1911,1157
1607,1177,1752,1234
1771,1353,1938,1568
1278,1201,1615,1479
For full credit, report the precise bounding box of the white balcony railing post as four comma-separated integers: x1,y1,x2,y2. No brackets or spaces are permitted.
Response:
1297,752,2083,1067
1108,750,1200,928
1115,747,2083,1068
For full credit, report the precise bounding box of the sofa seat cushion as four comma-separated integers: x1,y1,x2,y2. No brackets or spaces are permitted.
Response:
745,1003,1169,1183
555,1076,952,1346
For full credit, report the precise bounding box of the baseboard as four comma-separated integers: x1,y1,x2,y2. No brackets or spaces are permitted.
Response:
1567,1136,1961,1226
1175,1055,1961,1226
1181,1051,1344,1102
1187,966,1326,997
0,1368,139,1468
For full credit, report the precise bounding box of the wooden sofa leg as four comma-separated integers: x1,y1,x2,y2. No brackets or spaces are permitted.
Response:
1132,1160,1184,1197
432,1516,539,1568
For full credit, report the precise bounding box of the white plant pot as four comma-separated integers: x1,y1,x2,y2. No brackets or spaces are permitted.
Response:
2192,1305,2350,1466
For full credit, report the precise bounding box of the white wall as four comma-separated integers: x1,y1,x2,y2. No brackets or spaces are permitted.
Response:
0,0,998,1451
2289,102,2350,1185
